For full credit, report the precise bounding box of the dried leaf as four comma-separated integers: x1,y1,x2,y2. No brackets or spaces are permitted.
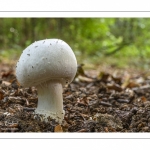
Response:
75,64,85,78
111,76,122,84
1,70,13,78
122,79,140,89
77,97,89,106
0,121,4,126
77,129,88,132
0,91,4,100
78,76,93,82
54,125,63,132
98,71,110,82
2,81,11,86
141,96,147,102
107,83,122,92
11,79,20,89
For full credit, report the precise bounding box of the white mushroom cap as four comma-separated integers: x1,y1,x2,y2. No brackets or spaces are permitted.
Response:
16,39,77,123
16,39,77,87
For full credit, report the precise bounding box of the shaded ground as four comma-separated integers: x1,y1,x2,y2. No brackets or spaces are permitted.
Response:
0,63,150,132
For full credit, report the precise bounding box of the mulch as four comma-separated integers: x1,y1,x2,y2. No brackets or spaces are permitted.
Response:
0,63,150,132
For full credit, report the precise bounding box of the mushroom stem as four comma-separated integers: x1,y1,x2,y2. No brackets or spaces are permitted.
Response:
35,80,64,123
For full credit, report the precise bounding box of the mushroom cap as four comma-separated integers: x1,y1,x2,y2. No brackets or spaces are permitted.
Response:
16,39,77,87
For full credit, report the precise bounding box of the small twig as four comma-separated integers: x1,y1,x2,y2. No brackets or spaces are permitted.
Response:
77,102,87,107
99,101,112,107
6,124,18,128
25,99,29,106
132,85,150,91
77,129,88,132
1,128,19,132
116,99,129,103
8,96,22,101
23,107,35,111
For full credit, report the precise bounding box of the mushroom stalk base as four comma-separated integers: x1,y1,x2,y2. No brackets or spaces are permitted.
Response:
35,80,64,123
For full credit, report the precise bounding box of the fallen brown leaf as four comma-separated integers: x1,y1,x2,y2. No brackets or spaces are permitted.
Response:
98,71,110,82
141,96,147,102
107,83,122,92
54,125,63,132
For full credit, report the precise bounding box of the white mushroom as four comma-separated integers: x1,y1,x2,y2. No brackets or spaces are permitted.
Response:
16,39,77,123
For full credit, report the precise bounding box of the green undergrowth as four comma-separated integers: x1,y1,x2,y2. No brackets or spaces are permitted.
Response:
0,49,22,64
1,48,150,72
76,50,150,71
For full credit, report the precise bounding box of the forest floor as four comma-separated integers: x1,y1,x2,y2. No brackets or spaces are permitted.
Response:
0,62,150,132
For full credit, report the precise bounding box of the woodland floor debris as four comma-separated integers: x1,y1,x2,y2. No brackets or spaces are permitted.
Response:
1,63,150,132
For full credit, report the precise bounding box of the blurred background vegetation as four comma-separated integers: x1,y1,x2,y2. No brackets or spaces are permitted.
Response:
0,18,150,70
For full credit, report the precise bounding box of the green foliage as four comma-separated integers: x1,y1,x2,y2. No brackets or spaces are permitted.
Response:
1,18,150,68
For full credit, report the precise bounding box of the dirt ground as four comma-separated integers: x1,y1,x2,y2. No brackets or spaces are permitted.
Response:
0,63,150,132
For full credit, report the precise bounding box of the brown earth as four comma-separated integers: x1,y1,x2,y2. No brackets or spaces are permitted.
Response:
0,63,150,132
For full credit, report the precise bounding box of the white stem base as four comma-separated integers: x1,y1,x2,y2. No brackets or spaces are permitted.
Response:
35,80,65,123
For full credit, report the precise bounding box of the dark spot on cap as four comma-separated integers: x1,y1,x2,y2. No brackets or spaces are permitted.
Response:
27,54,30,56
35,46,38,48
43,41,45,44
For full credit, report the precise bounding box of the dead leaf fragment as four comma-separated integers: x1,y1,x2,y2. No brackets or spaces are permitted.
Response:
54,125,63,132
107,83,122,92
1,70,13,78
77,75,93,82
75,64,85,78
122,79,140,89
2,81,11,86
77,97,89,106
141,96,147,102
98,71,110,82
0,90,4,100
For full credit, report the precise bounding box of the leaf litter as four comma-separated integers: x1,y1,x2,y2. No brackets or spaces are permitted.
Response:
0,63,150,132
